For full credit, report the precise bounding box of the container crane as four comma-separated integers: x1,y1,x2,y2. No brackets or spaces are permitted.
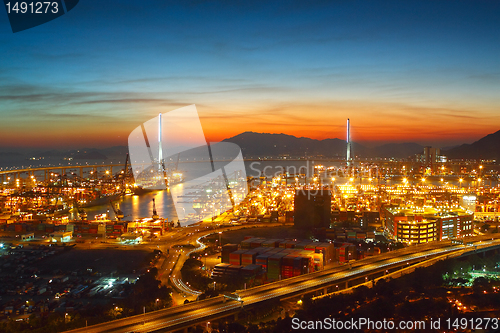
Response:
109,201,124,221
121,153,130,193
152,198,159,220
73,200,87,220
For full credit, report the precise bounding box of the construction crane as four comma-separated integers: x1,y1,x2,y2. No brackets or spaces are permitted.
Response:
152,198,159,220
109,201,124,221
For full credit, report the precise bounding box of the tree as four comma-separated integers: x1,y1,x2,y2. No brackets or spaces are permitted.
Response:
123,269,172,313
227,322,246,333
473,277,489,292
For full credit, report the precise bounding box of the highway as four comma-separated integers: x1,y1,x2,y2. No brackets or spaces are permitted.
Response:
64,234,500,333
153,221,289,302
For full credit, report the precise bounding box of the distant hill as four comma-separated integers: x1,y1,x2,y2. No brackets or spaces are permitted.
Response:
365,142,425,158
72,150,108,160
223,132,424,158
35,147,129,160
0,152,22,157
223,132,349,157
3,130,499,165
444,130,500,160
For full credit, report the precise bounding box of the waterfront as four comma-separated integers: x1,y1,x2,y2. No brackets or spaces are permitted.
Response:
3,158,499,224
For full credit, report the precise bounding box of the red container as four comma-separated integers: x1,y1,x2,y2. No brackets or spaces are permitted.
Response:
229,253,242,265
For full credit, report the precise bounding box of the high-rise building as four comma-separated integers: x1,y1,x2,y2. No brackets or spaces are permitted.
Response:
294,190,331,229
419,146,446,165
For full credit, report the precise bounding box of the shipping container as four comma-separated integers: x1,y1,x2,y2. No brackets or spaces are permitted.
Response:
250,239,264,248
267,252,287,281
279,240,288,248
255,253,273,271
304,243,316,251
241,238,257,249
229,249,247,266
222,244,238,264
241,251,258,265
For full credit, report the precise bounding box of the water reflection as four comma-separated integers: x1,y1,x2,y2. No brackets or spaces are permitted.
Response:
75,190,178,222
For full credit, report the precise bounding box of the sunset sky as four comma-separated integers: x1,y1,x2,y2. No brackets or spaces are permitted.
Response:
1,0,500,149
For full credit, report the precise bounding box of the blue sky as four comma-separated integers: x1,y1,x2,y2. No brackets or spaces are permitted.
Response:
1,0,500,148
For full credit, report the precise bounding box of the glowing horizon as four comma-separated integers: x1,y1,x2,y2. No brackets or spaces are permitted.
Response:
1,1,499,149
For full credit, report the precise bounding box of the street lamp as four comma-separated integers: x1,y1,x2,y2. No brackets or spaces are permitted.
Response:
459,178,463,188
218,232,222,249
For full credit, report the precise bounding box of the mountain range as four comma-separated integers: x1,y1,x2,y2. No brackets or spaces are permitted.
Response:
2,131,500,163
444,130,500,160
223,130,500,160
223,132,426,159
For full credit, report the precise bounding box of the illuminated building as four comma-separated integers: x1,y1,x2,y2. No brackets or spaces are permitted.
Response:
460,194,476,213
119,232,142,244
50,231,73,243
385,207,473,244
294,190,331,229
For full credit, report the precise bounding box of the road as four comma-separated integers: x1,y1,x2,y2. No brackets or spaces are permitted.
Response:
151,220,289,304
64,234,500,333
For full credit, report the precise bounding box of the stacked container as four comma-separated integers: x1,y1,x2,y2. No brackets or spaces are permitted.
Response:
250,238,265,248
312,252,324,271
241,238,255,249
267,252,287,281
45,224,54,233
315,242,334,265
222,244,238,264
256,252,273,271
293,257,303,276
282,254,297,279
229,249,246,265
241,250,258,266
